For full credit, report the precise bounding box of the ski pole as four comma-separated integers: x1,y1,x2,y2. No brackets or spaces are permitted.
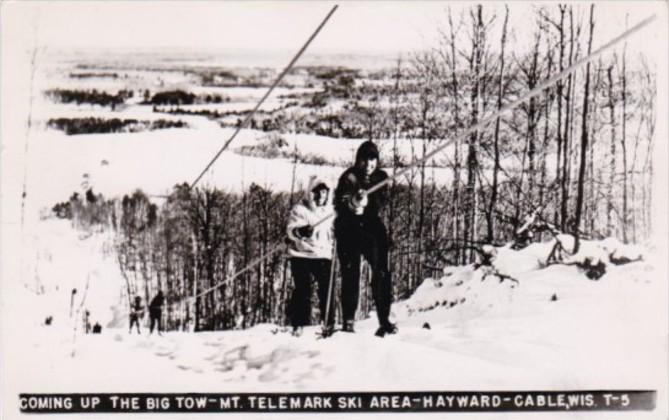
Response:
323,238,337,336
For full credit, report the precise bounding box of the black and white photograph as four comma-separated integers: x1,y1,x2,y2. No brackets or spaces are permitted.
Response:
1,1,667,418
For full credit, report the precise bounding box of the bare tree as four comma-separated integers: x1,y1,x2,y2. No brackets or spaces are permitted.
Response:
464,5,486,262
606,63,617,236
573,4,595,253
486,5,509,242
619,35,629,243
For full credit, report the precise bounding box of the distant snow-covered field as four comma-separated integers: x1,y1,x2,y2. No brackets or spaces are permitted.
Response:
27,56,534,221
27,89,476,217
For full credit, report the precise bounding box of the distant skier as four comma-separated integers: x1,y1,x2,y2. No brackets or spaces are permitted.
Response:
149,291,165,335
334,141,397,337
83,310,91,334
69,288,77,318
286,175,335,337
129,296,144,334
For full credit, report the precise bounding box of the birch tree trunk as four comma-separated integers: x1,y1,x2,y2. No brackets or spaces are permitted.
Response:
573,4,595,253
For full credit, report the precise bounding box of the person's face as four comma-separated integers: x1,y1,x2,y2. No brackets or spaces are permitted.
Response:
312,187,328,206
361,157,377,176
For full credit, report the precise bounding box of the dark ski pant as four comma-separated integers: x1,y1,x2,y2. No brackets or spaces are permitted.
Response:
149,309,162,334
129,314,140,333
289,258,335,328
336,218,392,327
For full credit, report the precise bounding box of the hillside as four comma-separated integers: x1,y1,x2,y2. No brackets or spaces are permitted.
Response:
3,218,664,405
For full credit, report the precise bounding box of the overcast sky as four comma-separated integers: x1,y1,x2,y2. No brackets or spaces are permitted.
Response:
2,1,664,56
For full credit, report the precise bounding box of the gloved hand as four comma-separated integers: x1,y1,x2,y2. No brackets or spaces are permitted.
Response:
295,225,314,238
350,190,368,215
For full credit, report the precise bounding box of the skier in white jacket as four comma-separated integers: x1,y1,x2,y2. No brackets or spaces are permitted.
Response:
286,175,335,336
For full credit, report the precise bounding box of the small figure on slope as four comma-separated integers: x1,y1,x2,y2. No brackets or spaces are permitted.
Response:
334,141,397,337
149,291,164,335
129,295,144,334
83,309,91,334
286,175,335,337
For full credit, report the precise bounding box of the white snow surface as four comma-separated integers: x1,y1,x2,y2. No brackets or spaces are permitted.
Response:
3,219,666,418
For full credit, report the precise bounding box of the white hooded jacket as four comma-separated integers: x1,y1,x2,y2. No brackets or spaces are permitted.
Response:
286,175,335,259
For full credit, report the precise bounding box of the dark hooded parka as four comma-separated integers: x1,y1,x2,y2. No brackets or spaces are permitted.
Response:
334,141,393,330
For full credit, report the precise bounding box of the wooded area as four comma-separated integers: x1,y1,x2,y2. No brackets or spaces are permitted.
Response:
53,4,656,332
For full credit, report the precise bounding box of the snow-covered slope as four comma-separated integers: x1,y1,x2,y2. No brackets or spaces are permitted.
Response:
17,219,126,328
3,220,665,408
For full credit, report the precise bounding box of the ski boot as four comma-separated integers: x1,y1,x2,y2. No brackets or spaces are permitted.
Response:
320,324,336,338
375,322,398,337
342,320,355,333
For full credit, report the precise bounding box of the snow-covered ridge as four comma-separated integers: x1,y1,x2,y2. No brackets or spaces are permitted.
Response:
399,236,649,318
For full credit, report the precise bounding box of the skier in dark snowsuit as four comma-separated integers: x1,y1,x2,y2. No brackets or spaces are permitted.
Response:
149,291,164,335
334,141,397,337
129,296,144,334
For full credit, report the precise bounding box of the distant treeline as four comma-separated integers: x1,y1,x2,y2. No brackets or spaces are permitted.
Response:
235,133,332,166
155,99,299,119
47,117,187,135
144,90,229,106
45,89,133,109
69,72,120,79
197,65,359,89
209,72,427,139
46,88,230,108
